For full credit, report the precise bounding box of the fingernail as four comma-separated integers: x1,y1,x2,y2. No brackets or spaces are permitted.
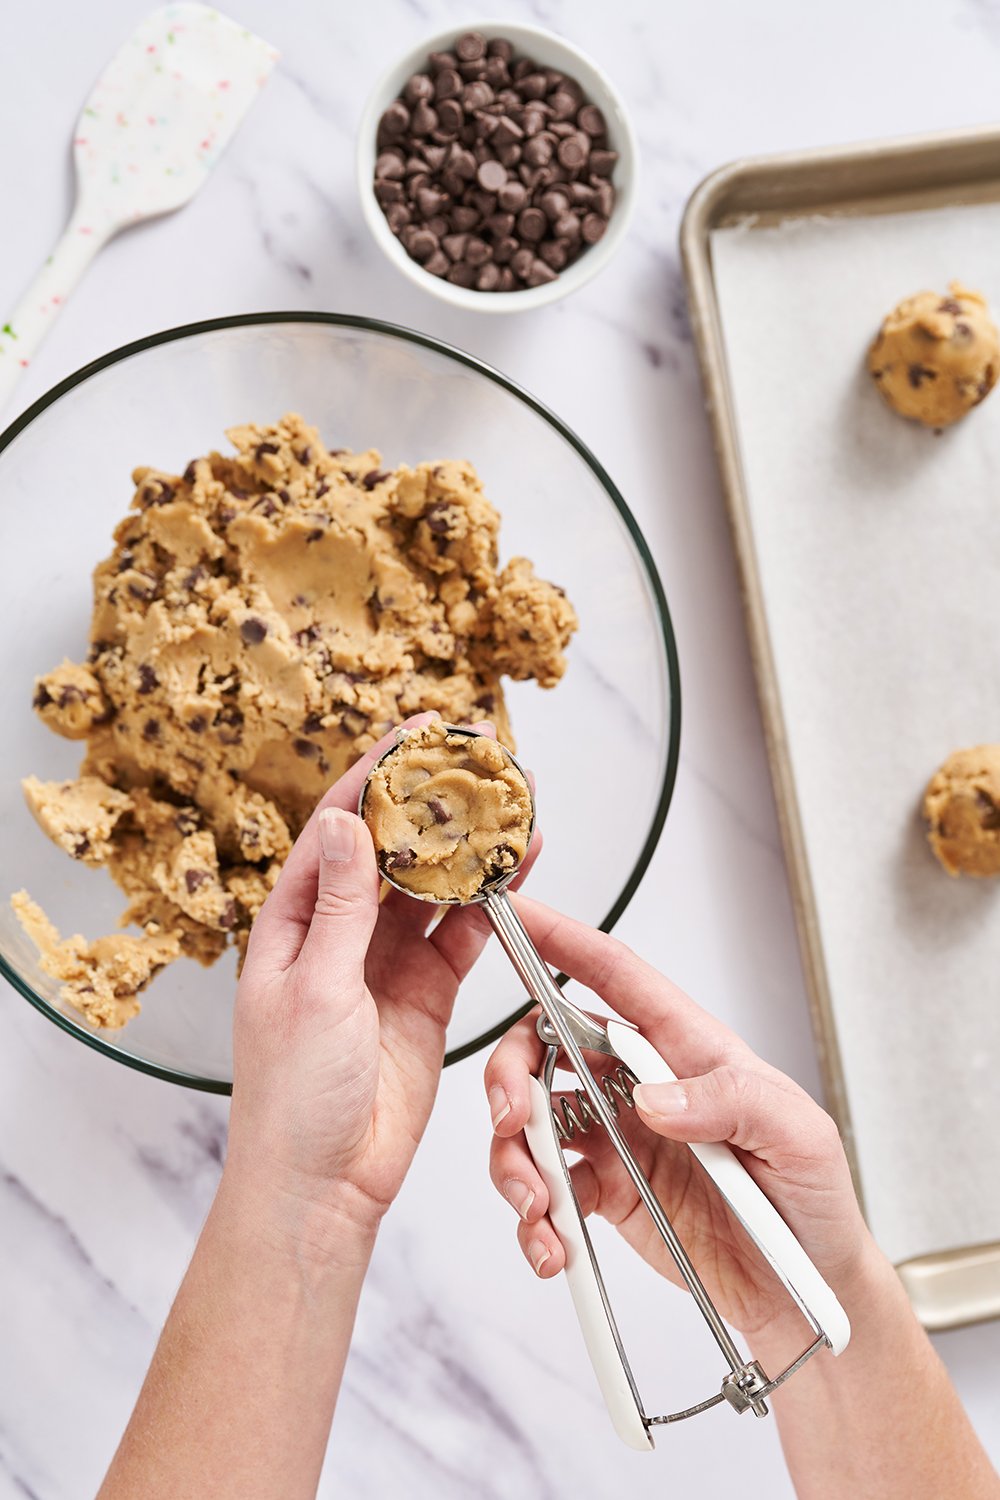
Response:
489,1085,511,1129
530,1241,550,1275
633,1082,688,1116
319,808,356,863
503,1180,535,1220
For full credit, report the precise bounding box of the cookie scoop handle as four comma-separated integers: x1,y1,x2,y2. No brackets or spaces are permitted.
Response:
0,203,111,413
524,1074,653,1451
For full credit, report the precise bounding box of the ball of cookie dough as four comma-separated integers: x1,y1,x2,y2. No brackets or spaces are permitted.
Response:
867,282,999,428
922,745,1000,876
32,660,109,739
361,720,533,903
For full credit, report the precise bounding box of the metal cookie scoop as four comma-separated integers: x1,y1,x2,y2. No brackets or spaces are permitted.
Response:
360,725,851,1451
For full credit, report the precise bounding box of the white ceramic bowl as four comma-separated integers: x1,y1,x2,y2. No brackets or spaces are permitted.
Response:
356,20,638,313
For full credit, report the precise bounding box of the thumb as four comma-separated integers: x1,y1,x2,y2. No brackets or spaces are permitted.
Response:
295,808,380,986
632,1064,822,1165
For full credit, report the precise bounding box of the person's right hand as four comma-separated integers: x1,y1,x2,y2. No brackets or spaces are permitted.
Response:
484,897,882,1346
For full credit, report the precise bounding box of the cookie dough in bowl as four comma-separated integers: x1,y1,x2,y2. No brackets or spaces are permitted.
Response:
361,720,534,902
923,745,1000,877
867,282,999,428
14,413,575,1028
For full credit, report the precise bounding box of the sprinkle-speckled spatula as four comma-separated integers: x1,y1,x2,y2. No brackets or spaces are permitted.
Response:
0,3,277,410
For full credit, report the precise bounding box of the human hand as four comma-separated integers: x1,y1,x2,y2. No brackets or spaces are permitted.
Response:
224,714,540,1261
484,898,878,1344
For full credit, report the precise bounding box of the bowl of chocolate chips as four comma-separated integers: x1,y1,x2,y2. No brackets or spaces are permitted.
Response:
357,22,637,310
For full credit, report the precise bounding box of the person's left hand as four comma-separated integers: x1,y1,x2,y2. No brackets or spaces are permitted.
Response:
222,714,539,1262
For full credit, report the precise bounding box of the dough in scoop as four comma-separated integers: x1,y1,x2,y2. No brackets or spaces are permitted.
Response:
361,720,533,903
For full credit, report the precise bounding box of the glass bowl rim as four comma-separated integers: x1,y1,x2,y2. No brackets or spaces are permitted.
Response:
0,310,682,1089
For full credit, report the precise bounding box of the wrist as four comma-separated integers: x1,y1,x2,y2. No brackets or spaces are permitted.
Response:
751,1231,902,1374
215,1159,381,1275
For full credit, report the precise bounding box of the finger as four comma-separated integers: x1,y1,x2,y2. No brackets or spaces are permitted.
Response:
632,1063,837,1176
250,713,438,965
293,810,381,990
513,1159,601,1278
510,894,747,1077
483,1008,546,1136
429,824,543,982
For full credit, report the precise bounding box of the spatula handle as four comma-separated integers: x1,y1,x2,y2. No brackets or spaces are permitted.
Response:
0,206,109,414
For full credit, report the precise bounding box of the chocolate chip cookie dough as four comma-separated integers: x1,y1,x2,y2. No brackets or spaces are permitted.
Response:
362,721,533,902
867,282,999,428
17,413,576,1026
923,745,1000,877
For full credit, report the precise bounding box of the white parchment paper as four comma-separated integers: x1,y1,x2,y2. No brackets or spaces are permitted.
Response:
711,204,1000,1264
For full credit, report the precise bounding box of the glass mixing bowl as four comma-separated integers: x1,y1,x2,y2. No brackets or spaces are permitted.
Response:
0,314,679,1089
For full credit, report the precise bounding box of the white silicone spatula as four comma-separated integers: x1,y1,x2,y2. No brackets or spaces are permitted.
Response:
0,3,278,411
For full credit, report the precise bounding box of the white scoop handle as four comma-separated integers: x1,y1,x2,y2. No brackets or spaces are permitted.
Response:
607,1021,851,1356
0,206,110,412
525,1075,654,1451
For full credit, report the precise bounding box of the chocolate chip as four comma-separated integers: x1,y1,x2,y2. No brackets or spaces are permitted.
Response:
522,134,553,168
465,235,491,266
589,148,618,177
188,714,207,734
175,808,200,836
293,737,319,758
477,158,507,192
33,684,53,709
577,106,604,138
938,298,962,314
581,212,606,244
219,899,238,931
183,460,198,485
908,364,938,388
498,179,527,212
383,847,417,873
426,502,452,535
527,258,558,286
240,617,268,645
557,132,590,170
255,441,280,460
411,100,438,136
975,789,1000,830
306,528,324,543
363,470,390,490
428,798,451,824
405,73,435,105
72,835,90,859
142,719,160,742
517,206,546,242
376,151,405,181
456,31,486,61
137,664,158,695
477,262,501,290
379,101,410,136
185,868,210,894
215,705,244,744
302,712,324,734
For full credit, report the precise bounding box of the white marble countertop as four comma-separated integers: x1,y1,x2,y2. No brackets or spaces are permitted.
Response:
2,1,999,1496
